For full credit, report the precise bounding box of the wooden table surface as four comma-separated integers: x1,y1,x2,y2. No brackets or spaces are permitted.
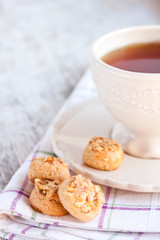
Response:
0,0,160,192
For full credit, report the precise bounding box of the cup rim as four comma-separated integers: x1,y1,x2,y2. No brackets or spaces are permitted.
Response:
90,25,160,78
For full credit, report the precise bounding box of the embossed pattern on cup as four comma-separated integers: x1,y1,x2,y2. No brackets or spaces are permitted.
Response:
90,26,160,158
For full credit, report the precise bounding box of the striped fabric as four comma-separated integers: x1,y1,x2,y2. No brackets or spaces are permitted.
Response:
0,71,160,240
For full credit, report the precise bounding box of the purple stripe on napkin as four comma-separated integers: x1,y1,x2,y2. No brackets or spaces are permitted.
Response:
17,213,22,217
21,226,33,234
53,222,59,226
102,206,160,211
44,224,50,229
3,189,30,198
98,186,111,228
10,141,42,211
132,232,143,240
10,175,28,211
9,234,16,240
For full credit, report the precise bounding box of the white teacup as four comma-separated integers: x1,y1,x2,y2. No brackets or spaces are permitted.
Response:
90,25,160,159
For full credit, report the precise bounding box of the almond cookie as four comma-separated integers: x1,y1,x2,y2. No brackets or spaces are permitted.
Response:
82,136,124,171
30,179,68,216
58,174,104,222
28,156,70,183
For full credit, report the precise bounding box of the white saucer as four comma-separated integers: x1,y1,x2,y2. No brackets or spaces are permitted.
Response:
52,98,160,192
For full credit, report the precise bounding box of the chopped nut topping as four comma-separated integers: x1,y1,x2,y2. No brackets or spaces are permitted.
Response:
35,179,45,185
44,156,54,162
32,155,64,164
32,157,41,162
87,195,93,202
35,179,61,197
32,156,66,167
88,137,119,153
94,185,100,193
81,203,91,213
66,175,103,213
40,189,47,195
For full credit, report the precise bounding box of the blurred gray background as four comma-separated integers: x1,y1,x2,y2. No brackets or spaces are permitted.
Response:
0,0,160,191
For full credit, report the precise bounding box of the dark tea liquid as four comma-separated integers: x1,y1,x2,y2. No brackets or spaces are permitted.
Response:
101,43,160,73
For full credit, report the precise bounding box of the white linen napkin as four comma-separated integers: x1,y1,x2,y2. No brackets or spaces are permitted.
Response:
1,70,160,240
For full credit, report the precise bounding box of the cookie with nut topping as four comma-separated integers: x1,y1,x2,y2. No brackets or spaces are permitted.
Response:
82,137,124,171
30,179,68,216
28,156,70,183
58,174,104,222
